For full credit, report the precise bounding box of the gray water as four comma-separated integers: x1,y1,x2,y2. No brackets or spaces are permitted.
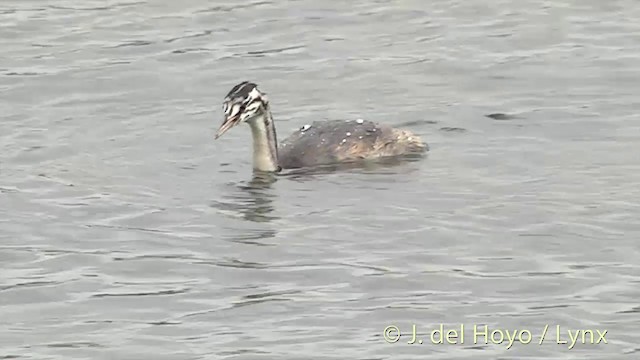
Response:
1,0,639,359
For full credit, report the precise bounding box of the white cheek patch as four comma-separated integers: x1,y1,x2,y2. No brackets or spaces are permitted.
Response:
229,104,242,117
240,102,261,121
248,88,262,102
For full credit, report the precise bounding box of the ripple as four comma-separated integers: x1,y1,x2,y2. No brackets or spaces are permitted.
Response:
44,341,104,348
171,47,214,54
194,1,273,13
107,40,153,48
48,2,144,11
91,288,190,298
485,112,521,120
439,126,467,133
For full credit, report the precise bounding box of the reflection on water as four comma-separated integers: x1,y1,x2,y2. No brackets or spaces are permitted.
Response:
211,155,425,224
281,152,427,180
211,172,278,224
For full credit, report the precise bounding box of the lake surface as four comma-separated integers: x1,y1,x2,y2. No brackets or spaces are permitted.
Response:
1,0,639,359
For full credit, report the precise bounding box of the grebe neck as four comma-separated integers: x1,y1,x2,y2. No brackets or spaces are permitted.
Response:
247,110,279,172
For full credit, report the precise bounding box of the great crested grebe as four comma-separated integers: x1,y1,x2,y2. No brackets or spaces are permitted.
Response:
215,81,428,172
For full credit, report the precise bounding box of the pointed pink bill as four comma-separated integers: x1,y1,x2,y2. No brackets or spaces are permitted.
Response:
215,114,240,139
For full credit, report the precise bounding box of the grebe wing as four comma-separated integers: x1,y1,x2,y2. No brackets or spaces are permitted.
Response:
278,119,426,169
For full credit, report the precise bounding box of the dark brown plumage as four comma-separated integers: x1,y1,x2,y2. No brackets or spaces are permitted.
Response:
278,119,427,169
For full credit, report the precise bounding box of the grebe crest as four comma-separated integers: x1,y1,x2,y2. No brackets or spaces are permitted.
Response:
215,81,428,173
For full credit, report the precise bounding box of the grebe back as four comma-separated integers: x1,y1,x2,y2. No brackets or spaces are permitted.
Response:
215,81,428,172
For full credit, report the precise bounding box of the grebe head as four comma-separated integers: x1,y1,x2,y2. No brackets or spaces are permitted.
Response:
215,81,269,139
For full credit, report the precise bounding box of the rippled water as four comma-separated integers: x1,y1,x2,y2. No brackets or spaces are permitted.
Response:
1,0,639,359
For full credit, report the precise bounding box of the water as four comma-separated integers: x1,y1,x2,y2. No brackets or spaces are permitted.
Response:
1,0,639,359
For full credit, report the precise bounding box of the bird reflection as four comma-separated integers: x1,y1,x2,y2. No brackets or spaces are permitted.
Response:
279,152,425,181
244,171,278,190
212,154,424,222
211,171,278,223
236,171,278,223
